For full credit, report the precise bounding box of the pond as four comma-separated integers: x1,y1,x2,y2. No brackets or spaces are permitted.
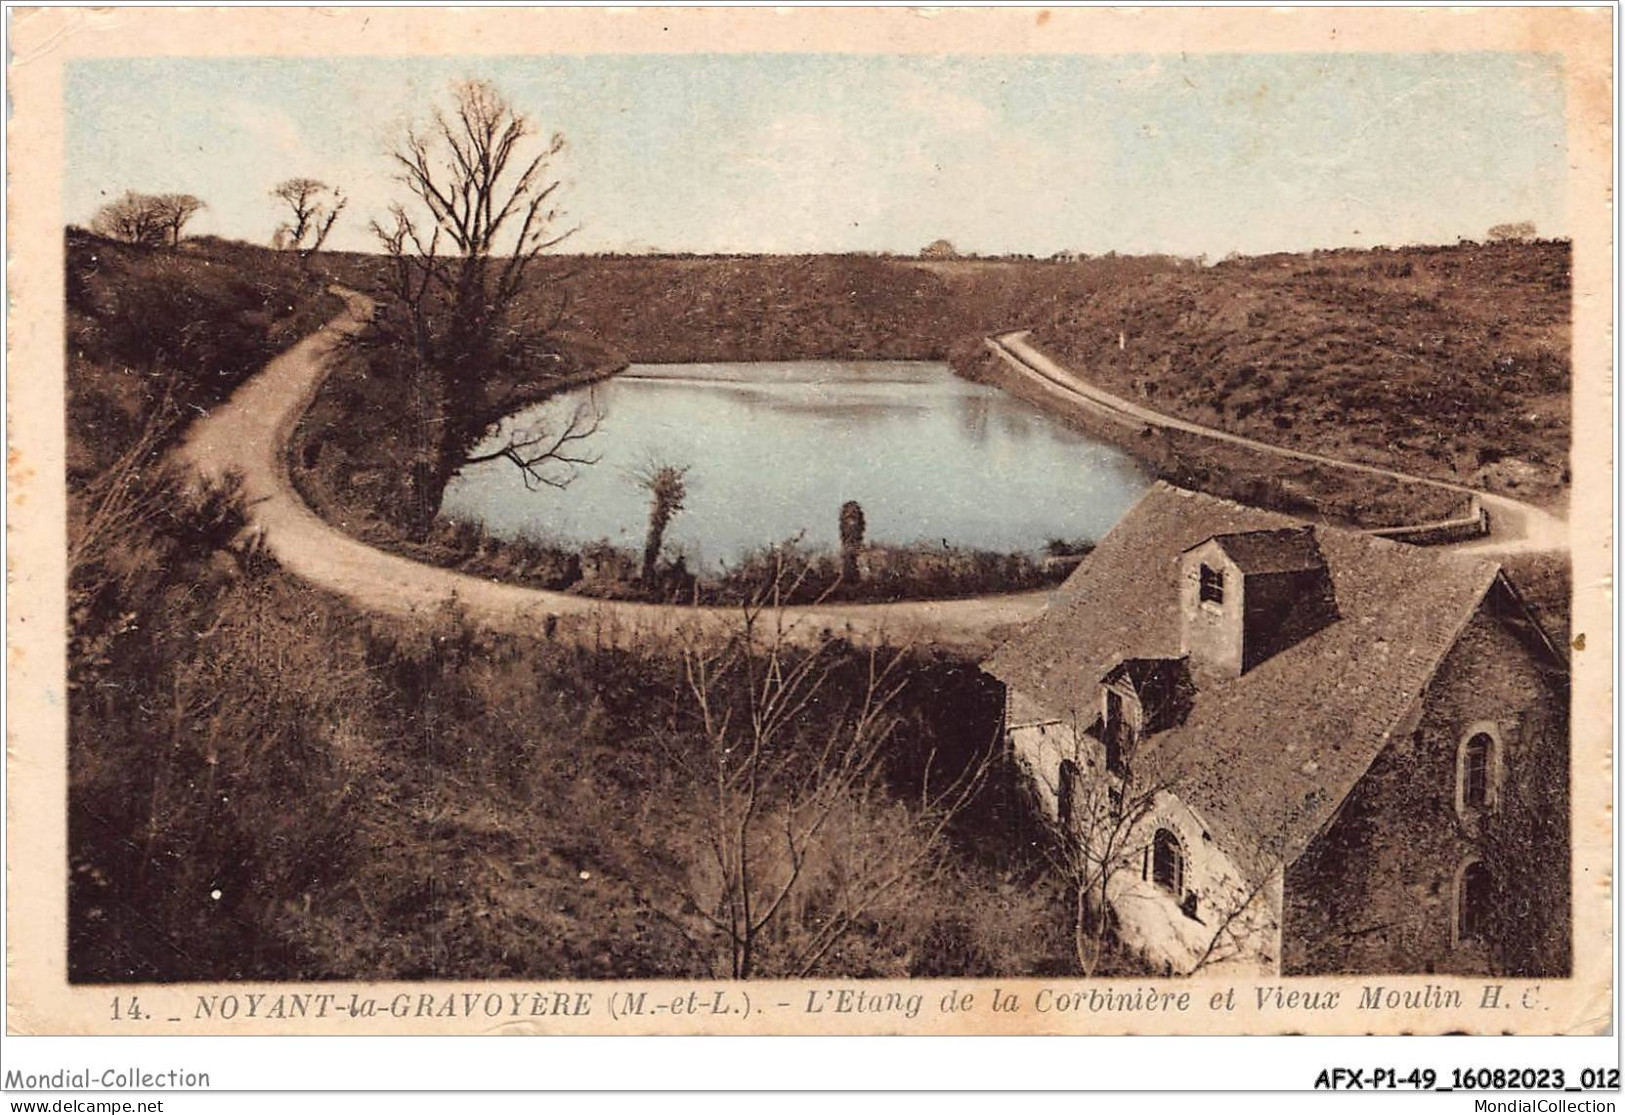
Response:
438,361,1153,569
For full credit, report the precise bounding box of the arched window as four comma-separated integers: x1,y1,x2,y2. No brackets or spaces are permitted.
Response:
1457,726,1500,814
1463,734,1492,807
1457,860,1491,943
1152,828,1184,895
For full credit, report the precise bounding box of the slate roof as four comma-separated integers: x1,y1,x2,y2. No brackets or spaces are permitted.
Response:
983,482,1505,884
1202,525,1327,576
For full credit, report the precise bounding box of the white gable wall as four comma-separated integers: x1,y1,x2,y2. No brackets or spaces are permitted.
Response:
1105,790,1282,976
1006,686,1282,976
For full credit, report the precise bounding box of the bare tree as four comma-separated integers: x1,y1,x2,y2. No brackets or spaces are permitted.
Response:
634,458,689,586
462,398,601,491
154,194,205,246
90,191,206,247
1185,867,1280,975
1030,720,1166,976
90,191,170,247
362,77,578,537
271,178,347,256
634,557,990,978
1031,724,1281,976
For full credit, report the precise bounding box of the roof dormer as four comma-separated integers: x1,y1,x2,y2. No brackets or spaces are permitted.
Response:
1179,526,1340,685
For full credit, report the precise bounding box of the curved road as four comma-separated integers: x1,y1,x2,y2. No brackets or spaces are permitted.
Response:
178,294,1565,658
988,332,1568,556
179,292,1049,653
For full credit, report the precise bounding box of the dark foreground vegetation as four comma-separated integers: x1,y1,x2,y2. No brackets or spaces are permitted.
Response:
71,488,1089,981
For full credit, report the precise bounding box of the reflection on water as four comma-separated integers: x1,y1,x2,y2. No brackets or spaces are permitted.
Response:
439,361,1153,568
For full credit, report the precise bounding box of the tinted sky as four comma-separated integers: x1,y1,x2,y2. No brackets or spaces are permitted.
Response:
65,52,1566,257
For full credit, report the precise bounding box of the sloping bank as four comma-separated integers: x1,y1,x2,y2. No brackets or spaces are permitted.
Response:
983,332,1567,557
179,290,1050,653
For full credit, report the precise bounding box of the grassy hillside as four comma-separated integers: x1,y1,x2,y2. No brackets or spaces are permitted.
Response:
1016,240,1572,507
292,250,1188,561
548,252,1187,363
66,229,342,490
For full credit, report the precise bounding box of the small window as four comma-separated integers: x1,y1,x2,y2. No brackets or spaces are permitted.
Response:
1457,727,1500,815
1199,563,1225,605
1152,828,1184,894
1457,861,1491,943
1462,733,1492,809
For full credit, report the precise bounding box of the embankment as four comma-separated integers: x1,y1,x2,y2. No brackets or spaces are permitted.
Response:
1002,239,1573,511
983,332,1565,554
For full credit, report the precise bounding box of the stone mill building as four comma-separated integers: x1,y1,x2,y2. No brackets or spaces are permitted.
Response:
982,482,1570,977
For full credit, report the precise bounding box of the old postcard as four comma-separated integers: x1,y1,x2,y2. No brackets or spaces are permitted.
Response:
6,6,1614,1041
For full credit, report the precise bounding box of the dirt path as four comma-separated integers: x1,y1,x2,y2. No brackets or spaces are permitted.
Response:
178,291,1049,653
988,332,1569,556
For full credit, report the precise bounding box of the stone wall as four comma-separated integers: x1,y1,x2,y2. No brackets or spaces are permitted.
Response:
1366,496,1489,546
1281,599,1569,975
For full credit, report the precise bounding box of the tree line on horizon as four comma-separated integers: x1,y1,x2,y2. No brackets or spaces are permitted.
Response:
82,177,1553,271
87,177,348,257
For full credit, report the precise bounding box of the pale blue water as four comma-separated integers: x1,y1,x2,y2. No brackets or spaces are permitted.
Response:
438,362,1152,570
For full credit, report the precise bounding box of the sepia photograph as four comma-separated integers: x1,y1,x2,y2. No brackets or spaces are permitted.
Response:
5,5,1613,1054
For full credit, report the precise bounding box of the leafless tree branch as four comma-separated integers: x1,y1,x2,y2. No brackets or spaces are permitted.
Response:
461,400,602,490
